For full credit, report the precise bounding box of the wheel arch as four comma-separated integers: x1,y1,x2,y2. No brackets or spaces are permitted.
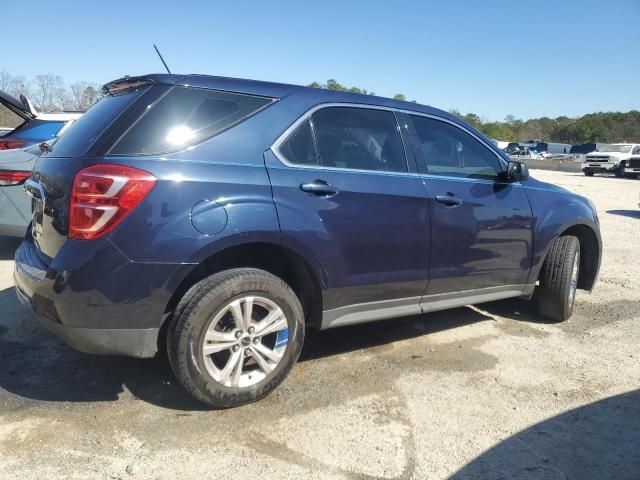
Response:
532,222,601,292
163,242,323,331
560,224,601,291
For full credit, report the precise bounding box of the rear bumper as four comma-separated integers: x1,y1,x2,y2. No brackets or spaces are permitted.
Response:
15,285,158,357
13,236,188,358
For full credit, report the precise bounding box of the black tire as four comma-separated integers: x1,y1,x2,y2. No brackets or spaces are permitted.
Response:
615,165,624,177
167,268,305,408
537,235,580,322
584,170,594,177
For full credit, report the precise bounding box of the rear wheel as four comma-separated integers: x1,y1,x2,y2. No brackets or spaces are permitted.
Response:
167,268,305,408
537,235,580,322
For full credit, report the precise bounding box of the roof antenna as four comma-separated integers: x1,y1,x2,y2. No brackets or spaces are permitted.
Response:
153,44,172,74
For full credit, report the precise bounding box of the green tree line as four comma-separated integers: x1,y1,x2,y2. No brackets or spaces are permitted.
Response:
450,110,640,144
309,79,639,145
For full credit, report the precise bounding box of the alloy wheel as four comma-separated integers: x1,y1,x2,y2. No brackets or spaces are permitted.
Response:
200,295,289,388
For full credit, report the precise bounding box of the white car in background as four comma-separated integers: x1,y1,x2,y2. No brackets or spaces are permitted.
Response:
582,144,640,177
1,90,83,150
0,119,78,237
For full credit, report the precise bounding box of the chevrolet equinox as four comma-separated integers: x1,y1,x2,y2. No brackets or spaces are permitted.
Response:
11,74,602,408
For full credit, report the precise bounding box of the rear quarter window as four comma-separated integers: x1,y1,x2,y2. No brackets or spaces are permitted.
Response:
110,87,274,155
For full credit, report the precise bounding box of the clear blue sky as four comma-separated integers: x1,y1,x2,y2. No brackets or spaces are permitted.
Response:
4,0,639,120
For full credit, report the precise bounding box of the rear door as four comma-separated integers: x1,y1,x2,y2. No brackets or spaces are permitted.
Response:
266,105,430,327
406,114,533,299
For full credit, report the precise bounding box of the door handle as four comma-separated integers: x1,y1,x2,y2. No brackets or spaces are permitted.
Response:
435,195,463,207
300,180,339,196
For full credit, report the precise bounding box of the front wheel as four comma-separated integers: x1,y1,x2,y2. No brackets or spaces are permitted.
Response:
167,268,305,408
583,170,594,177
537,235,580,322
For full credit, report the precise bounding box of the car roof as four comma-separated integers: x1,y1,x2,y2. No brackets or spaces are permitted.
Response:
104,73,460,123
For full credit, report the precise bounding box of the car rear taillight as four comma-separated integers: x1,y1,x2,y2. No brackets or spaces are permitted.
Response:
69,164,156,240
0,170,31,186
0,140,27,150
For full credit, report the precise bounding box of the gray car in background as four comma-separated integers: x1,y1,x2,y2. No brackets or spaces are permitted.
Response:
0,142,46,236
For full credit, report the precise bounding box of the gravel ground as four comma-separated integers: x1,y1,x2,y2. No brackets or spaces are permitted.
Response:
1,170,639,480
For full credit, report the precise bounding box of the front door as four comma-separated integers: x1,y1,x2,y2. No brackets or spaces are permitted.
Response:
266,105,430,327
406,114,533,298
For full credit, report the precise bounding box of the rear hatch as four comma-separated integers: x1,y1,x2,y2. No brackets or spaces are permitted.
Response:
26,74,275,263
26,77,168,261
0,90,36,121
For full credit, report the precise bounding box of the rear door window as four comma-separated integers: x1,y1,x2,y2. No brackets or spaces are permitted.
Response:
110,87,274,155
279,119,317,166
311,107,407,172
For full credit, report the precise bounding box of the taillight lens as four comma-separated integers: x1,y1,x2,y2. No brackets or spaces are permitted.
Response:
69,164,156,240
0,140,27,150
0,170,31,186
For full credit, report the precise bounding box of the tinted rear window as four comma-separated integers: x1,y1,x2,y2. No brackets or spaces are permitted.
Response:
49,87,147,157
110,87,273,155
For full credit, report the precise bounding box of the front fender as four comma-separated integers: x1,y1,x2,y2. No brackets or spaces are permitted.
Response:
523,180,601,288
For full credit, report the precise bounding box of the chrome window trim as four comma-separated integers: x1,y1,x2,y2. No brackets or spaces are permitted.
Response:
271,102,508,178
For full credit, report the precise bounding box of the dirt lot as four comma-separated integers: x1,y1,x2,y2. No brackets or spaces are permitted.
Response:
1,170,639,480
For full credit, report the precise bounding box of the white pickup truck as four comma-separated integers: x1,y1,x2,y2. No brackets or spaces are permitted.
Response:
624,154,640,179
582,144,640,177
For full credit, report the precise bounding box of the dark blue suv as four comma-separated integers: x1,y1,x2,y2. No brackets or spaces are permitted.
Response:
11,74,601,407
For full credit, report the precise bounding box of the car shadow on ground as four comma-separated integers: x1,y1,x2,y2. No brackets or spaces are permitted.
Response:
0,282,493,411
606,209,640,219
476,296,555,324
451,389,640,479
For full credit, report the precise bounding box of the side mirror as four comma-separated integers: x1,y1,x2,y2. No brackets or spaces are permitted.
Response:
499,161,529,182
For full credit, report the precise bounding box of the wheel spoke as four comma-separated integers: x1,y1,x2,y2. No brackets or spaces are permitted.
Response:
203,340,237,355
230,300,245,331
218,349,242,385
254,307,286,336
243,296,254,330
255,342,283,363
230,350,245,387
204,329,237,343
250,345,274,374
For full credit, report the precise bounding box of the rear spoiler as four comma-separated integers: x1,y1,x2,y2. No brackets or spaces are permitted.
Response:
102,74,180,96
102,77,156,96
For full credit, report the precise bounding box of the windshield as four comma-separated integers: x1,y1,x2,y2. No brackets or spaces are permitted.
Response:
598,145,632,153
